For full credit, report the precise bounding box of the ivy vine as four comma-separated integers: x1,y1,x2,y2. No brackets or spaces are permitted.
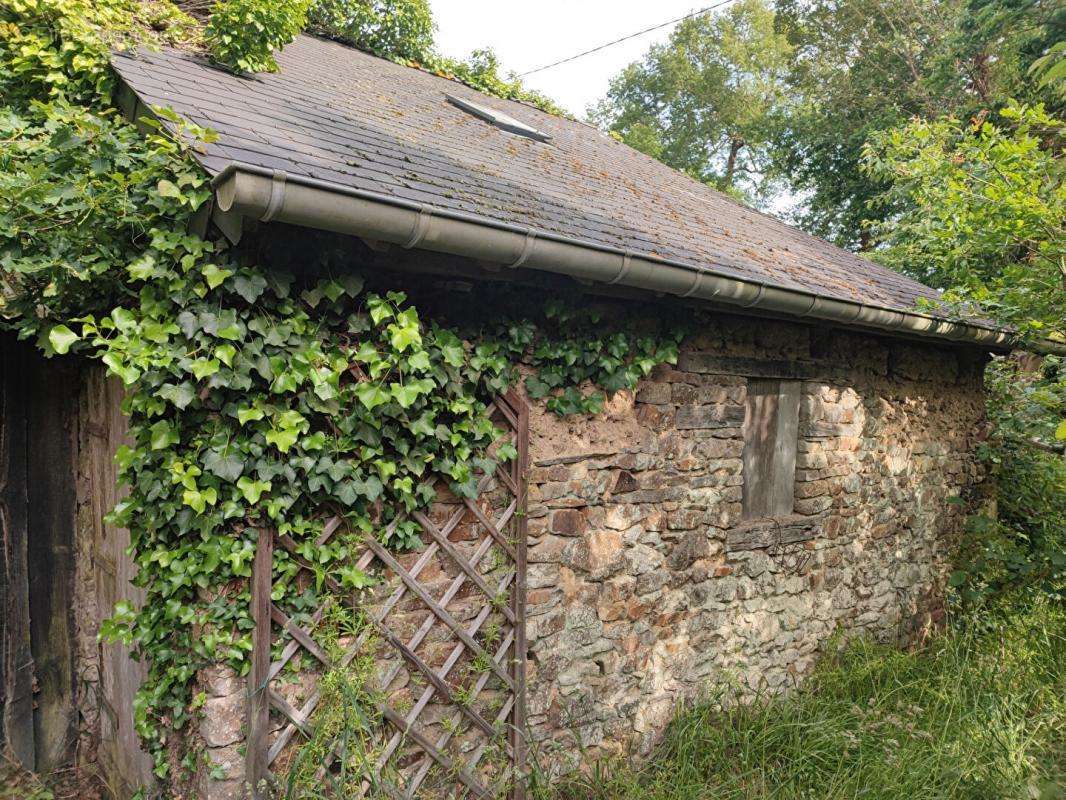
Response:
1,1,682,791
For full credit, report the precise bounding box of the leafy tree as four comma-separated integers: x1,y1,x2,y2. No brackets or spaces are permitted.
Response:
863,102,1064,343
863,102,1065,605
591,0,793,201
770,0,975,246
773,0,1062,247
204,0,310,72
306,0,434,62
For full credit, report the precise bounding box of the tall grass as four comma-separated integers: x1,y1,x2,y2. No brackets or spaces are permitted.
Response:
539,602,1064,800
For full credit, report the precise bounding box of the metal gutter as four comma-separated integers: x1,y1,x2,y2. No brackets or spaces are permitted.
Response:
212,162,1061,355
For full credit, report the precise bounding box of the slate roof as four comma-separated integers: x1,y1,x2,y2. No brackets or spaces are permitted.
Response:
112,35,942,315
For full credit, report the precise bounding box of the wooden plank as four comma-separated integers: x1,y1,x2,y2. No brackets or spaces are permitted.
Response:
405,620,517,796
270,605,330,666
379,705,493,800
742,379,800,520
413,509,515,623
368,614,499,740
770,381,801,517
0,336,35,768
83,368,153,795
726,515,822,551
678,353,821,379
247,528,273,798
508,390,529,800
742,378,779,519
26,348,80,772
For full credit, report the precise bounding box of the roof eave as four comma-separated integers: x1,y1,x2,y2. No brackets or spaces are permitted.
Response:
212,162,1057,356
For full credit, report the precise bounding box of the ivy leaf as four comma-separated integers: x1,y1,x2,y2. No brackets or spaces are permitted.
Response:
237,406,265,425
321,280,345,302
303,431,327,450
407,350,431,371
265,428,299,452
182,486,218,514
233,272,267,303
202,264,233,289
47,324,79,355
388,309,422,352
436,331,465,367
355,383,390,410
159,382,196,410
149,421,179,450
236,476,271,504
190,358,221,380
391,383,422,409
101,353,141,385
127,253,158,281
410,411,435,436
204,448,245,482
157,179,181,198
1056,419,1066,441
215,344,237,367
368,296,393,325
111,307,137,332
361,475,384,502
271,371,299,393
338,565,375,589
339,274,364,296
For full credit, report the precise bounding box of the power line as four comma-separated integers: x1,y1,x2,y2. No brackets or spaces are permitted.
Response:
517,0,741,78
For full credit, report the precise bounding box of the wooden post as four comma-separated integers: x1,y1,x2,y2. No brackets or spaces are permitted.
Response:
506,390,529,800
0,337,35,768
247,528,273,798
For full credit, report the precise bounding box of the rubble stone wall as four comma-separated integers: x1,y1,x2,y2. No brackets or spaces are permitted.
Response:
521,314,988,766
71,308,990,798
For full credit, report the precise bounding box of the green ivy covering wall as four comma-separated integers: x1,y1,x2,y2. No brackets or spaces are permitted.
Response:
0,1,680,788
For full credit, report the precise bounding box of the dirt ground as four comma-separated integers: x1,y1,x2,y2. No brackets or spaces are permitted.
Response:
0,756,106,800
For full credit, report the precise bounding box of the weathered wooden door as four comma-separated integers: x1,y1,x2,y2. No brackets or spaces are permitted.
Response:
81,368,154,797
0,335,79,774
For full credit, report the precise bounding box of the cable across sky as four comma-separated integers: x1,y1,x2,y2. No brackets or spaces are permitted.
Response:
516,0,742,77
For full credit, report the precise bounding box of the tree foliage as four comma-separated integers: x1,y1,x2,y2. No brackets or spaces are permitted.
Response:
862,102,1065,607
306,0,434,62
595,0,1063,245
204,0,310,72
592,0,793,201
863,102,1064,342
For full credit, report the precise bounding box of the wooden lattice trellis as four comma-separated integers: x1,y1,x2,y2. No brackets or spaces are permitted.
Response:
247,391,529,800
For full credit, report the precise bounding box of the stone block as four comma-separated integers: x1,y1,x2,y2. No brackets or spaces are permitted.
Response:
675,404,745,430
200,693,244,749
550,508,587,536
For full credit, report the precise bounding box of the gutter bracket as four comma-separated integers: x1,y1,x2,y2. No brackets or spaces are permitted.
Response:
507,230,537,268
679,269,704,298
606,251,635,285
403,208,432,249
260,170,288,223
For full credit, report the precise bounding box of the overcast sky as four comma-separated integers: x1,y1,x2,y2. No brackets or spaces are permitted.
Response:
429,1,710,118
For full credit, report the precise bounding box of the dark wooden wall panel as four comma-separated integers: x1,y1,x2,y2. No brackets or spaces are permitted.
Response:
26,350,80,772
1,336,36,767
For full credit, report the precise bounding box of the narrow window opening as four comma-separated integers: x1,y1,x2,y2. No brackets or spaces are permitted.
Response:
741,378,800,520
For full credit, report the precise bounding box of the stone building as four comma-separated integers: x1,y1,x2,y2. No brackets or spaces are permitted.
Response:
0,33,1028,800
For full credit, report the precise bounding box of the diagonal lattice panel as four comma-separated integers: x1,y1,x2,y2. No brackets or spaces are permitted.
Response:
247,391,529,800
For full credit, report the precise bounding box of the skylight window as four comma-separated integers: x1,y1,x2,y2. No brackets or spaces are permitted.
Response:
446,94,551,143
